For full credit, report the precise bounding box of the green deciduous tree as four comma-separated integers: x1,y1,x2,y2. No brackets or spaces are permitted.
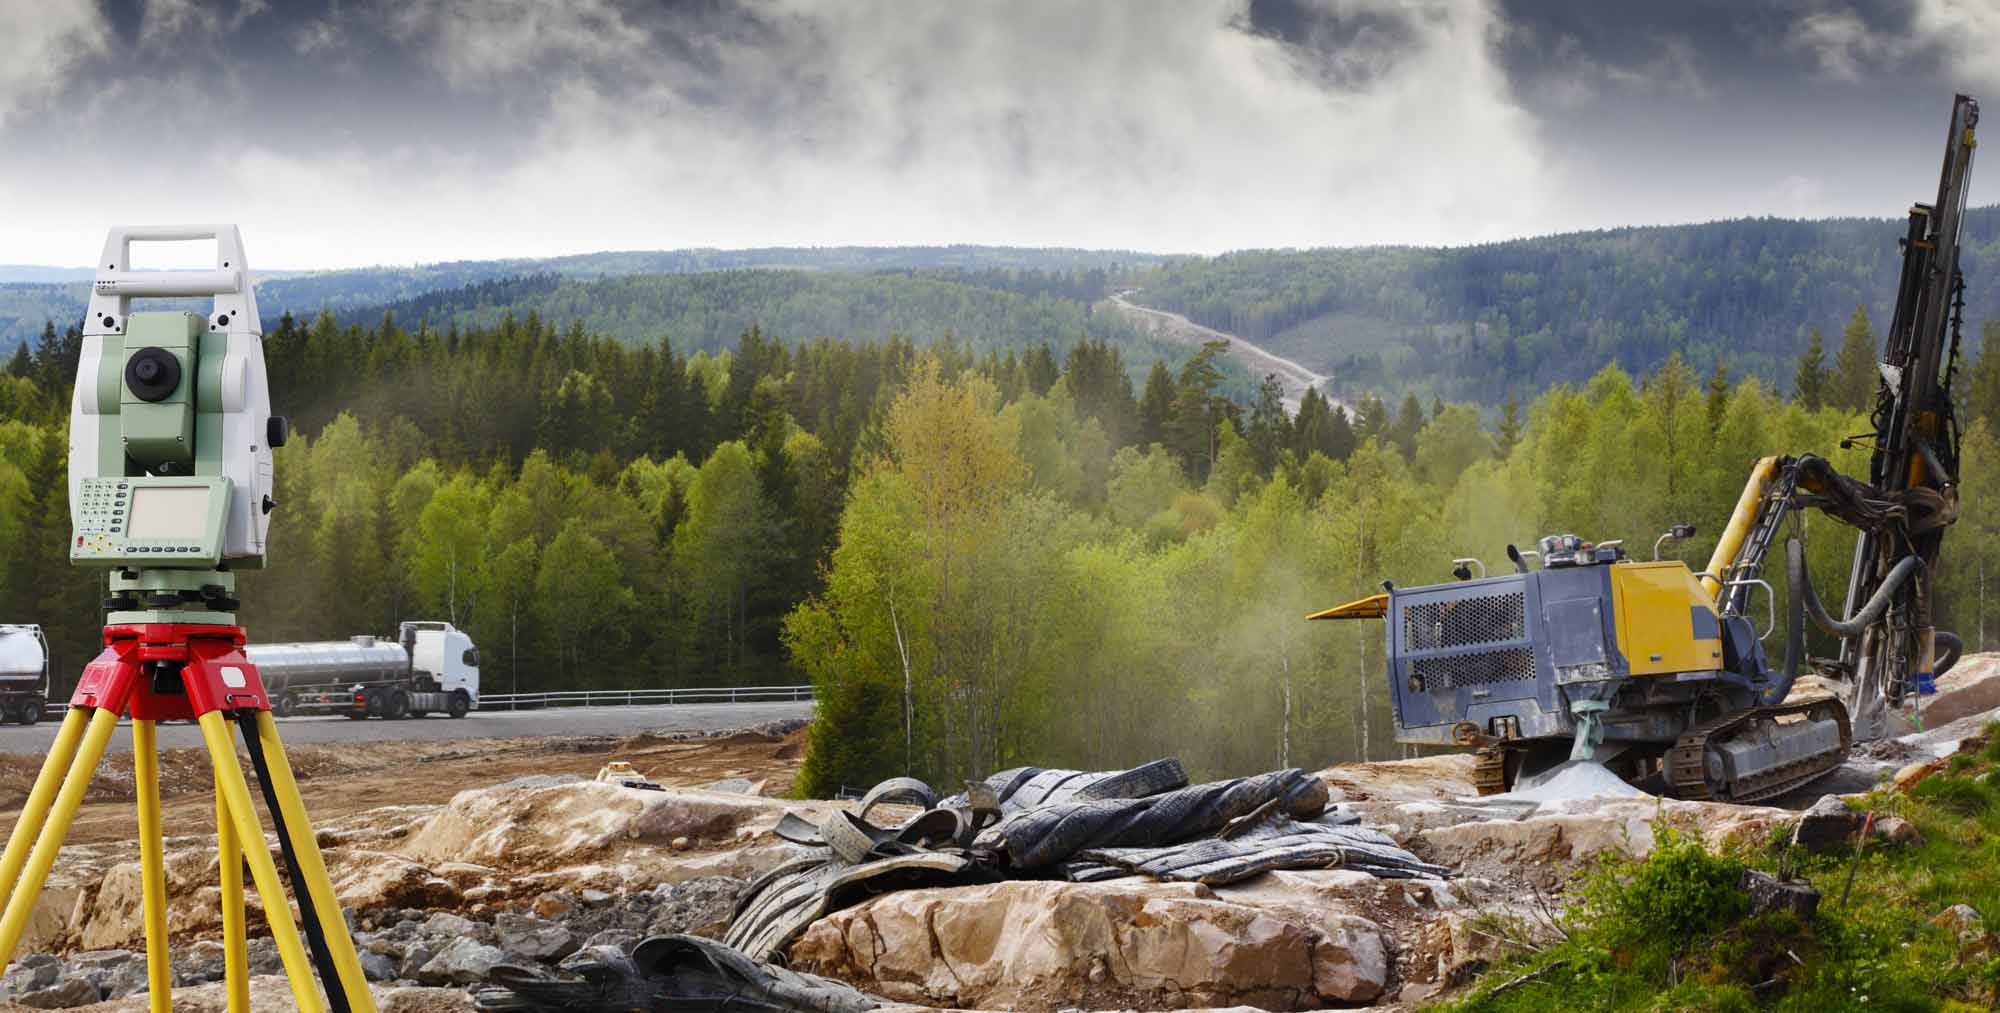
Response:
535,521,634,683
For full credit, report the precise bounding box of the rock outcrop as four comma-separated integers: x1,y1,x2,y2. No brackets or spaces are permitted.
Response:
788,869,1529,1010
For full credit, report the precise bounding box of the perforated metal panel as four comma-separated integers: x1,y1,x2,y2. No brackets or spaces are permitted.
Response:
1411,647,1537,689
1402,591,1527,649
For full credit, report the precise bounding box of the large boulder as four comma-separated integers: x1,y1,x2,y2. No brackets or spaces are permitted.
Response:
71,850,222,950
1412,795,1788,886
416,937,505,986
1905,653,2000,729
12,976,99,1009
327,851,462,911
396,780,826,892
1317,754,1479,802
492,912,575,962
788,870,1500,1010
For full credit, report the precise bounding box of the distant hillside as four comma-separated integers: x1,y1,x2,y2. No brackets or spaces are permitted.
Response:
0,245,1163,348
344,269,1216,371
0,266,95,284
1130,208,2000,402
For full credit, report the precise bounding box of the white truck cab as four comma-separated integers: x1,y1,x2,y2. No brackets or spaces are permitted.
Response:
404,621,480,710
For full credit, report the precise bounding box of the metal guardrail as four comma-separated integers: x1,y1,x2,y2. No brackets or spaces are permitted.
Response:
37,684,815,718
479,685,816,710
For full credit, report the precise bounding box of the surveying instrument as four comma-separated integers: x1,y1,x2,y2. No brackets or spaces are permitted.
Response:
0,227,374,1011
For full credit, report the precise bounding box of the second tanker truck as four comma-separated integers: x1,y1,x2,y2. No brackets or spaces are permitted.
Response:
248,620,480,719
0,625,49,724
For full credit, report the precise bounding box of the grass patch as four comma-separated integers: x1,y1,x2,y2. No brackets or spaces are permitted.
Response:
1442,743,2000,1012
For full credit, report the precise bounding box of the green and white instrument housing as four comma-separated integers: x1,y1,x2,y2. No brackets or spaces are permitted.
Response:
68,226,285,624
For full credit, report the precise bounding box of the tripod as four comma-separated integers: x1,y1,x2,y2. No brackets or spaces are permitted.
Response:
0,622,374,1013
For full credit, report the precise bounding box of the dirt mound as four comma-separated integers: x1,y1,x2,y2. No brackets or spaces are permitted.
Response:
773,725,808,760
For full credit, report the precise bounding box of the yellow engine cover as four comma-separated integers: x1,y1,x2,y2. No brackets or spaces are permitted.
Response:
1610,562,1724,676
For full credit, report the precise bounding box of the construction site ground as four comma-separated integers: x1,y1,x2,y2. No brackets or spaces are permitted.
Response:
0,723,809,847
0,701,815,753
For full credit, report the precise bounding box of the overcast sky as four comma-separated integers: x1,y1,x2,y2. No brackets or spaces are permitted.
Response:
1,0,1996,269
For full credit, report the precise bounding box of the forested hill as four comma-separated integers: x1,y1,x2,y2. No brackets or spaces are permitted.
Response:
0,245,1162,348
343,269,1175,360
1131,207,2000,402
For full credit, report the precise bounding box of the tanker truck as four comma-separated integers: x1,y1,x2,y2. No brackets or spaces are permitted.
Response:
248,621,479,720
0,626,49,725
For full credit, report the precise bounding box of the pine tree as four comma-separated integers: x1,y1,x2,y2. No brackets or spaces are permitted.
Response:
1391,393,1424,461
1170,341,1230,479
1138,359,1174,448
30,322,61,397
1831,305,1879,414
1792,328,1829,410
1354,395,1388,445
1964,321,2000,430
4,343,28,380
1245,374,1286,475
1324,404,1356,461
1495,390,1522,459
1706,358,1731,433
1023,343,1059,397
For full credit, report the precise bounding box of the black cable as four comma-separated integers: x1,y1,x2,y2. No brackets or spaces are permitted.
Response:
237,710,352,1013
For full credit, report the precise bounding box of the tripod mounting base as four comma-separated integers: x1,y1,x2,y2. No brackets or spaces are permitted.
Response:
71,623,269,722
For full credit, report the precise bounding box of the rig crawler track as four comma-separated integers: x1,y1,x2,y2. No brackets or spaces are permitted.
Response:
1665,699,1852,803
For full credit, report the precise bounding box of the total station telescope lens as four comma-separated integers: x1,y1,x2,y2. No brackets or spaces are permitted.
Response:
124,347,181,402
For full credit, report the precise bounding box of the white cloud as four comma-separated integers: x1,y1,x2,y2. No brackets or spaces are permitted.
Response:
384,0,653,90
1910,0,2000,93
1790,1,2000,93
0,0,1564,266
1772,174,1827,216
1788,9,1887,81
330,0,1552,260
0,0,110,129
292,18,342,56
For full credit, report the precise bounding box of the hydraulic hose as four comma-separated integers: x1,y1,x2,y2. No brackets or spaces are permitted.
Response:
1936,631,1963,680
1763,552,1806,706
1786,538,1923,640
1764,538,1921,706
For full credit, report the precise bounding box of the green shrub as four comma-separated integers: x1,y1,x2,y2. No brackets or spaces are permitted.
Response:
1604,825,1748,946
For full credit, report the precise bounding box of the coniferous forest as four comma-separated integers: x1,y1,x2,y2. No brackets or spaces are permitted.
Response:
3,291,2000,793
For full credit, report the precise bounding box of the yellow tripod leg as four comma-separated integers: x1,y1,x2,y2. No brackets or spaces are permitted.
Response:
132,720,172,1013
217,784,248,1013
250,711,376,1013
196,712,326,1013
0,708,87,898
0,707,123,968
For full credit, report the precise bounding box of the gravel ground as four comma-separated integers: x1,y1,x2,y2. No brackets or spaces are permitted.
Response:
0,701,814,753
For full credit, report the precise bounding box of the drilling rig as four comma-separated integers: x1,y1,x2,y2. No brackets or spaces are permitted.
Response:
1312,95,1979,802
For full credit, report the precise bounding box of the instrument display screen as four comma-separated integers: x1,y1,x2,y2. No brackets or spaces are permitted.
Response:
124,485,211,540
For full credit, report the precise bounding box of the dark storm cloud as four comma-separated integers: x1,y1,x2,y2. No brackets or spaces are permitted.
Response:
0,0,1996,267
1239,0,1419,89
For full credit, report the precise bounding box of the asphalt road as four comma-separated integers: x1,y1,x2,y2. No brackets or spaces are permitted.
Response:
0,700,815,753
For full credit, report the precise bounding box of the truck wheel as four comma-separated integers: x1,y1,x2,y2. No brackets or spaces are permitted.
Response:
344,711,369,720
446,691,470,719
273,693,297,719
384,690,411,720
18,699,43,725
